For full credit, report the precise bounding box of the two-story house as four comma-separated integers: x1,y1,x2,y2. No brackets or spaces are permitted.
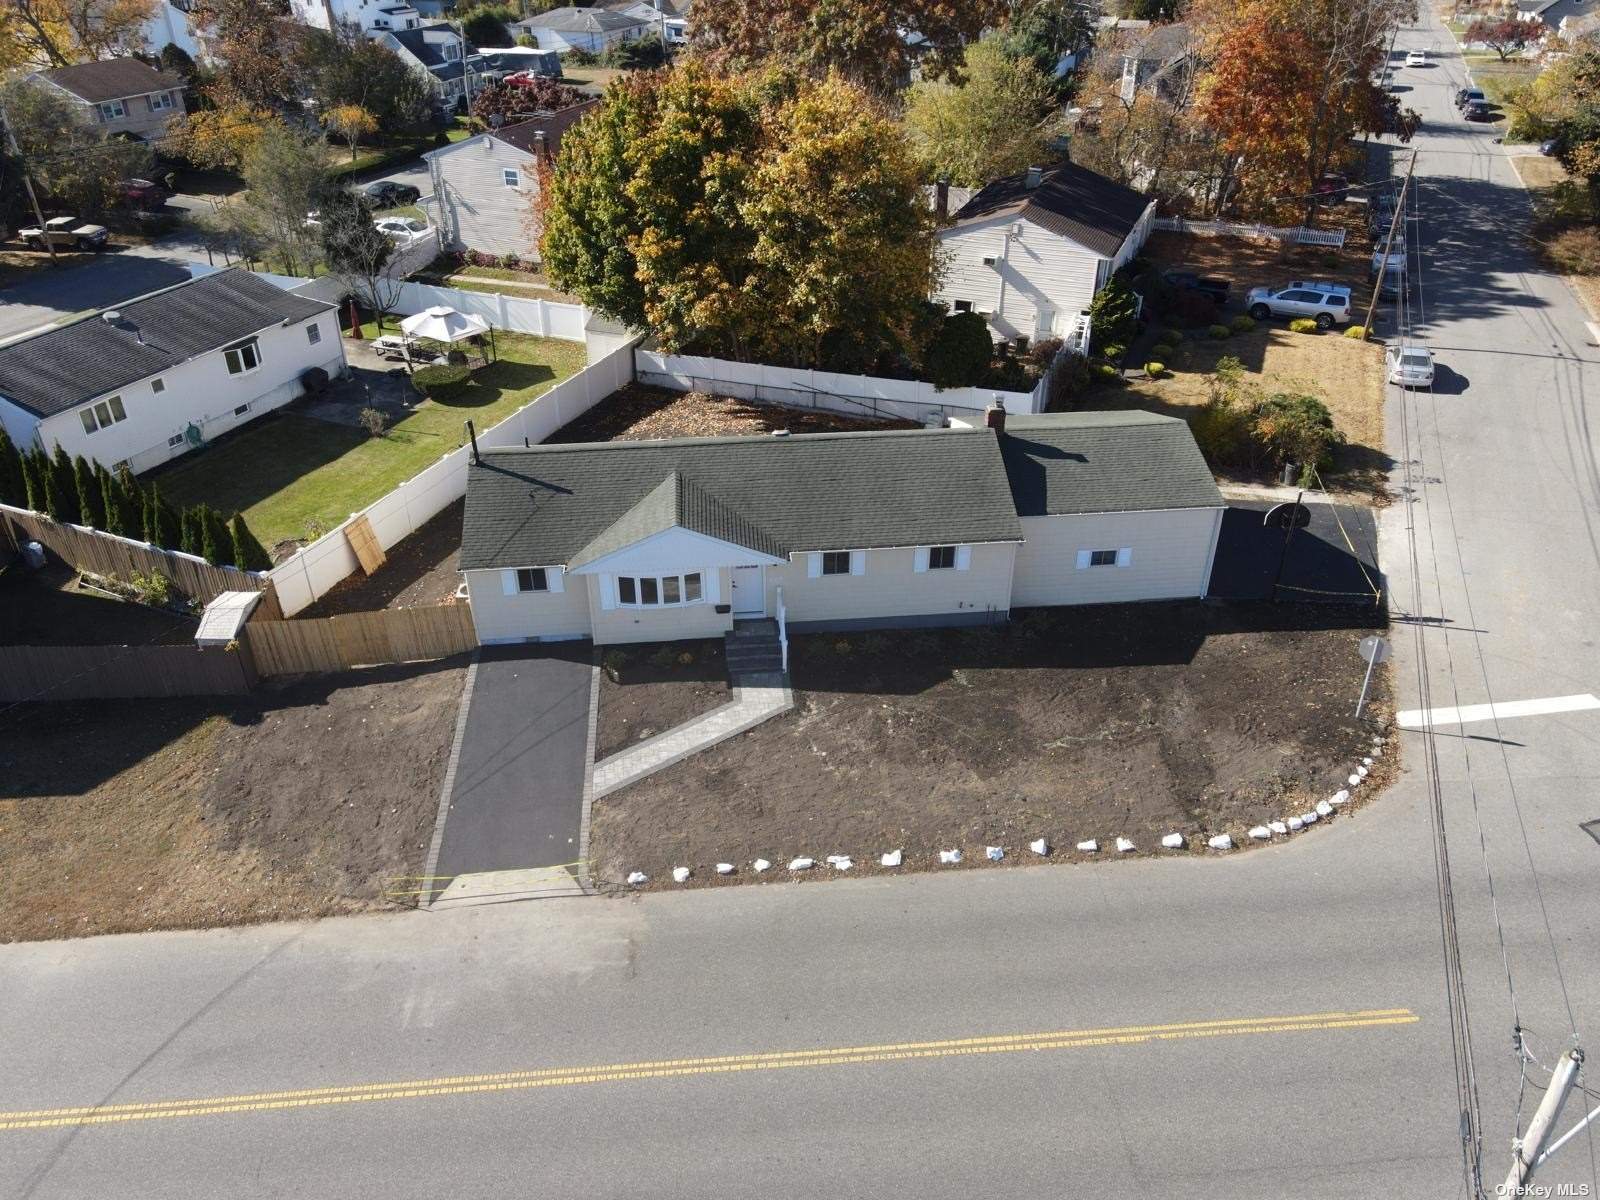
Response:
933,162,1155,349
377,25,485,110
424,101,598,259
1116,22,1197,104
0,270,345,477
32,58,187,144
290,0,423,34
511,7,651,53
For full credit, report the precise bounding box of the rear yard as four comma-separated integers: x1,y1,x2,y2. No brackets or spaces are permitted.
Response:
0,659,467,943
150,331,585,555
591,603,1395,891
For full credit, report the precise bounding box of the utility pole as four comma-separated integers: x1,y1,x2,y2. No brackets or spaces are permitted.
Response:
1362,148,1416,340
1505,1048,1584,1191
0,95,57,264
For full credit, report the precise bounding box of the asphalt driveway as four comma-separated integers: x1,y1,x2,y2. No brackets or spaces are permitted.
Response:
433,644,595,881
1208,498,1382,604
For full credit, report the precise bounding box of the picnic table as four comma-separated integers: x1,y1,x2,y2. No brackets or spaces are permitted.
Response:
372,334,445,365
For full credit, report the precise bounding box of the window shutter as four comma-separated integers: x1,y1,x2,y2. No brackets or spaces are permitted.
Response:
955,545,971,571
502,569,517,595
913,547,929,573
599,575,617,610
705,568,721,603
548,567,564,594
807,552,822,579
1075,550,1092,570
1116,548,1133,568
849,550,865,576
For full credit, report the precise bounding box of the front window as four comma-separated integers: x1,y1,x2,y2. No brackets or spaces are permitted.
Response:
821,551,851,576
149,92,174,112
928,545,956,570
1088,549,1118,567
223,338,260,375
616,572,704,608
98,100,126,121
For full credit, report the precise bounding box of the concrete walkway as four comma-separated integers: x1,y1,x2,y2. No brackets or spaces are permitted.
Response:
592,671,793,797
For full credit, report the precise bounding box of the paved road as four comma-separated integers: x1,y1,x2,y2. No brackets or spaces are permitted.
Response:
432,645,594,879
2,12,1599,1199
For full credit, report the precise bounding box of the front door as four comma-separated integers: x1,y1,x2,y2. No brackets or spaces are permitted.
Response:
729,565,764,616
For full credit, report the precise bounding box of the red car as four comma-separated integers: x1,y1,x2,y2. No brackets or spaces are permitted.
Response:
116,178,169,210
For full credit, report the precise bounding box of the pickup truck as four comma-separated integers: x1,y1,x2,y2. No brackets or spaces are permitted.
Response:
19,216,109,251
1163,269,1230,306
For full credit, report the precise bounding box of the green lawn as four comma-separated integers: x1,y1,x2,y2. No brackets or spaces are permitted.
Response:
152,332,586,549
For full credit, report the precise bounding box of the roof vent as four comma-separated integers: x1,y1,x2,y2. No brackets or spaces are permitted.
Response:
102,310,121,323
1024,165,1043,189
770,429,790,437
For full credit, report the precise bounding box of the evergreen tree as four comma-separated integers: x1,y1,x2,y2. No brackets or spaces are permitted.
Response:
113,467,142,538
0,428,25,508
73,455,103,528
229,512,272,572
180,505,201,556
198,504,229,566
34,450,64,519
140,482,157,544
151,485,181,551
99,464,123,535
50,445,81,524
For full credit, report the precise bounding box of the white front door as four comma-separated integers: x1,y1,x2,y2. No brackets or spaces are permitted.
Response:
729,565,764,616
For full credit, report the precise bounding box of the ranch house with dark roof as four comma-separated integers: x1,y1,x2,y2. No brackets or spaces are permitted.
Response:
459,406,1225,646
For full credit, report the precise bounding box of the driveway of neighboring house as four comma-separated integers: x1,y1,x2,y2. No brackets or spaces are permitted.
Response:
432,644,595,882
1208,498,1382,603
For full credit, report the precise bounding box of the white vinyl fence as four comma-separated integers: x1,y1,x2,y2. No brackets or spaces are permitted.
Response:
259,274,589,342
267,334,639,616
1153,216,1347,249
634,352,1047,424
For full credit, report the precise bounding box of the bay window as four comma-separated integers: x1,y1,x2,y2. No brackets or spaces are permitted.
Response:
616,572,704,608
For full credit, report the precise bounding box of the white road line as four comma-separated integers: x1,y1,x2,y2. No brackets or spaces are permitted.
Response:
1397,694,1600,730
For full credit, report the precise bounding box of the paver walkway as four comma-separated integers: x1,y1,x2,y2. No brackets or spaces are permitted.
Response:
592,670,792,796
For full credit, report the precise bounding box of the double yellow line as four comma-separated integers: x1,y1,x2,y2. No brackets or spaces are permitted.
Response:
0,1007,1417,1132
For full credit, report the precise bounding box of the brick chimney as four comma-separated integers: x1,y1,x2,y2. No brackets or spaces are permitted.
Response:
985,396,1007,432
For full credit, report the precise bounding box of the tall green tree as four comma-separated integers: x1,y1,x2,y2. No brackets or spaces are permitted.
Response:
997,0,1094,93
150,484,181,550
113,467,142,537
199,505,232,566
297,27,434,136
229,512,272,571
20,448,45,512
72,454,102,528
238,121,331,276
37,449,67,520
905,37,1061,188
48,444,79,524
0,428,24,508
180,505,201,557
461,4,516,48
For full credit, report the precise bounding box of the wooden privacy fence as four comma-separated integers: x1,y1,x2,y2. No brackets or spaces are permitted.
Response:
0,503,274,611
0,644,255,702
243,604,475,676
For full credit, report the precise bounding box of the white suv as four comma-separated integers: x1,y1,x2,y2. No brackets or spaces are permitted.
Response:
1245,281,1353,329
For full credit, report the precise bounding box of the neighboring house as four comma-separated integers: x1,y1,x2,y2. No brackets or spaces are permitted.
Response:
1538,0,1600,36
31,58,187,143
424,102,598,259
289,0,423,33
0,270,345,477
476,47,564,82
377,25,485,109
934,162,1156,346
1117,21,1197,103
511,6,651,53
598,0,690,44
142,0,205,61
458,407,1225,646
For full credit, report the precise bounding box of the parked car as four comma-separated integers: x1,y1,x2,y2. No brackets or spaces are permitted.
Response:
1162,269,1230,306
1245,281,1353,329
361,180,421,207
1371,259,1408,302
1457,88,1485,111
115,178,169,211
374,216,431,245
1405,49,1428,67
19,216,109,251
1463,99,1492,122
1386,345,1434,387
1315,173,1350,203
1370,241,1406,274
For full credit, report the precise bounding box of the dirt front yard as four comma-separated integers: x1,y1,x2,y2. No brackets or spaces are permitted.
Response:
596,639,731,761
0,659,467,942
590,603,1395,891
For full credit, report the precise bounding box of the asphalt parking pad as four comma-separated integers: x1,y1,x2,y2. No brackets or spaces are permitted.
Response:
434,644,594,879
1209,500,1382,604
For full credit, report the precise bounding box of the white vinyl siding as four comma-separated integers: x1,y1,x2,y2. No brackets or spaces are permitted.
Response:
771,543,1015,626
1011,510,1222,607
934,215,1105,341
468,567,588,643
588,567,734,644
428,135,543,259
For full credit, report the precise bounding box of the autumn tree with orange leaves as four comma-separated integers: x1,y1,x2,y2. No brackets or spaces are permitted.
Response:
1196,0,1416,222
688,0,1008,96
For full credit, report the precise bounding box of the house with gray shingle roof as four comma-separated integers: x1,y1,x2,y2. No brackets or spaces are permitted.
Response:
31,57,187,144
459,406,1224,645
512,6,652,54
933,162,1156,348
0,269,344,477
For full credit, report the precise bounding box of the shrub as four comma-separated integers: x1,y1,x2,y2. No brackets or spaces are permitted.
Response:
602,649,628,682
1251,391,1344,470
983,353,1032,393
924,311,993,389
1546,226,1600,275
229,513,273,572
566,47,598,65
1093,362,1122,382
412,363,472,400
1098,342,1127,365
500,253,522,271
1025,337,1063,370
1145,361,1166,378
1046,350,1092,410
1208,323,1231,339
1228,315,1256,334
1344,325,1368,339
359,406,388,437
300,366,329,395
1154,329,1182,348
1287,317,1320,334
1089,275,1140,349
128,570,173,607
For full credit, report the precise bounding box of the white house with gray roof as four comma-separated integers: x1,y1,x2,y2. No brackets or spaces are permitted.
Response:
0,270,345,477
934,162,1156,348
512,6,652,53
458,407,1225,646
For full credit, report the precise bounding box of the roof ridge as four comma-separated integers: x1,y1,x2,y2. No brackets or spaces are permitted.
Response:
478,424,989,456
